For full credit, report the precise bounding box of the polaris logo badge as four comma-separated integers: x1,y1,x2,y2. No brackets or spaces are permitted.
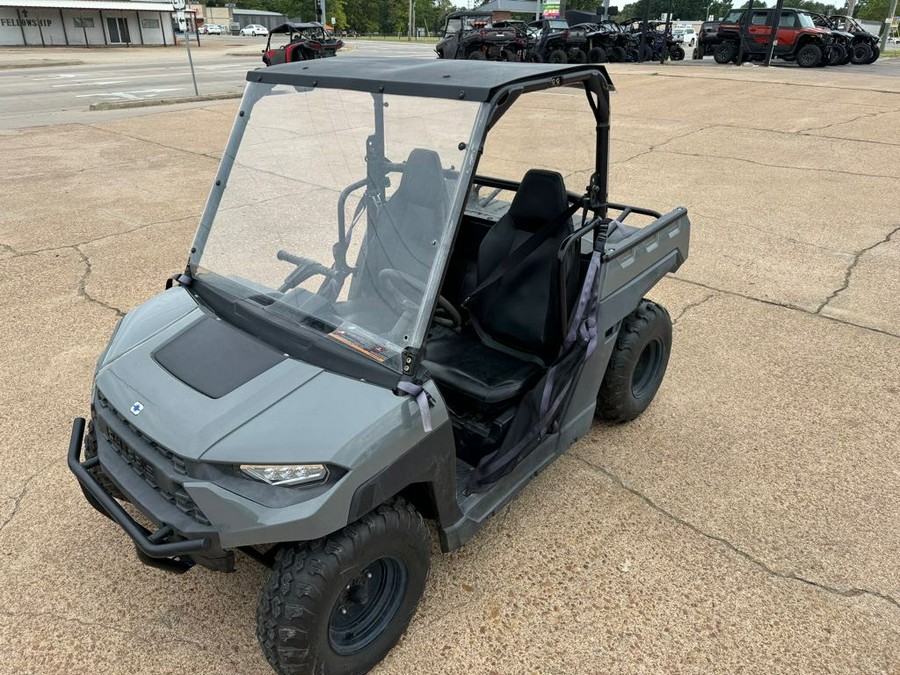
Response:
130,402,144,416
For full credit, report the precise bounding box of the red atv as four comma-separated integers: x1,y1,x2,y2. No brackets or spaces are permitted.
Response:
714,8,832,67
263,22,343,66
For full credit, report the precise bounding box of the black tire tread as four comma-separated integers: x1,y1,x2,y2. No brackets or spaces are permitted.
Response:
596,300,672,423
257,498,429,675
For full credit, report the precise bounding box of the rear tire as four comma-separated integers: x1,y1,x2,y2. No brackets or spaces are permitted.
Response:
596,300,672,423
588,46,608,62
610,45,627,62
257,498,431,675
796,43,822,68
467,50,486,60
500,48,518,62
548,49,567,63
713,41,735,64
670,45,685,61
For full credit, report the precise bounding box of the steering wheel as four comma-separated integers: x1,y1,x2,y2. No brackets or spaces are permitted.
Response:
378,268,462,330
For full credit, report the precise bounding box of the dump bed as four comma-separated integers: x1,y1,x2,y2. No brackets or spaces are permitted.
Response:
598,203,690,326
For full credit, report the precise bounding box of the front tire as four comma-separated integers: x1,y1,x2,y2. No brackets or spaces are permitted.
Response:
588,46,608,62
548,49,567,63
850,42,871,64
596,300,672,423
828,43,847,66
713,41,736,64
865,44,880,64
257,498,431,675
670,45,685,61
796,43,822,68
610,45,627,62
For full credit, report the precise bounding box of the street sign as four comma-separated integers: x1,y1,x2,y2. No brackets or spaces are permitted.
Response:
172,0,185,10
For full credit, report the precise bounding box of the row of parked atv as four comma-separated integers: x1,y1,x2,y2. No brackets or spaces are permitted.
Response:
700,10,880,68
436,12,687,64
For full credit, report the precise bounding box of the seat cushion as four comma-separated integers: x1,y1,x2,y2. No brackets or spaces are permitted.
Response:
423,329,543,407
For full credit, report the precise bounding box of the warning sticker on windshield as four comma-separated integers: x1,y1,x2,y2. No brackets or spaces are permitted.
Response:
327,325,398,364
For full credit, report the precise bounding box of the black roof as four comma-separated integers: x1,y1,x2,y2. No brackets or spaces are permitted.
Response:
248,57,613,102
446,10,492,18
270,22,323,33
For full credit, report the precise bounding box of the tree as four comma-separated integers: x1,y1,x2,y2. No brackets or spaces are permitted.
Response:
855,0,890,19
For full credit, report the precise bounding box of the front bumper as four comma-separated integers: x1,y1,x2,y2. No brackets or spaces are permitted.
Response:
68,418,232,573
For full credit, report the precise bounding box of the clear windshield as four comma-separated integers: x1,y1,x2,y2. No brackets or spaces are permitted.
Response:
194,84,482,373
796,12,815,29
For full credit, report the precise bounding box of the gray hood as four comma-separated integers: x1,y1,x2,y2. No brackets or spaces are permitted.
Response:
95,288,437,466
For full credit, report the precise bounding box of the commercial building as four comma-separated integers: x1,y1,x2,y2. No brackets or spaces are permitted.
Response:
0,0,175,46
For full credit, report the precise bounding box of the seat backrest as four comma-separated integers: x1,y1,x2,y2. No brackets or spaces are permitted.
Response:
349,148,447,306
473,169,578,361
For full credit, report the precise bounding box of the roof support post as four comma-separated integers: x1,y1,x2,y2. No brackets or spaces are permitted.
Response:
159,11,166,45
15,8,27,45
136,11,144,44
60,8,70,45
100,10,108,44
37,11,46,46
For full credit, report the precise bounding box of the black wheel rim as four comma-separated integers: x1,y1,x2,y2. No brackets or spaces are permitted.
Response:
632,339,663,398
328,557,407,656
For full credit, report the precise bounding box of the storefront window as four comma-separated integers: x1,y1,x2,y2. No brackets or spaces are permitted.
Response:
74,17,95,28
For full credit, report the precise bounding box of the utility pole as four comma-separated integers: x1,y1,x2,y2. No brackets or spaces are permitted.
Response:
846,0,856,18
880,0,898,51
763,0,783,66
408,0,413,39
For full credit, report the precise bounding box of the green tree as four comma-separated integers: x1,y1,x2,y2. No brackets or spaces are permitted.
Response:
855,0,890,19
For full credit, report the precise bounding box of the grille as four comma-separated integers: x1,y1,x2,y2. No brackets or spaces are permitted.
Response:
96,392,210,526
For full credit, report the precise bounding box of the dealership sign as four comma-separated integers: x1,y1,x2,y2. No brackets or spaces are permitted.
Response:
541,2,561,18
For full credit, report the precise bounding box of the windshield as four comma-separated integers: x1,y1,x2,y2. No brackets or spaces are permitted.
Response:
796,12,815,28
193,84,482,375
723,10,743,22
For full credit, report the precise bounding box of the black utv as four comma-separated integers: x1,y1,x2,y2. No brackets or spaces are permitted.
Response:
828,14,880,64
436,11,522,61
526,18,588,63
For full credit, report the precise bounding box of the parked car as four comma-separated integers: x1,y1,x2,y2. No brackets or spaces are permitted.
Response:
262,22,343,66
672,25,697,46
240,24,269,37
200,24,223,35
715,8,832,67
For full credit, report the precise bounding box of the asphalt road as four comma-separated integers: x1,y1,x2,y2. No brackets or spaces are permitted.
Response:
0,38,436,129
1,38,895,129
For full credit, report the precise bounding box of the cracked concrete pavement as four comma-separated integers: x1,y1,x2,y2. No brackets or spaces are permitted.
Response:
1,62,899,674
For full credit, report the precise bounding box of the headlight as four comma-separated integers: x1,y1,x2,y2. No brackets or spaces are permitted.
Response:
240,464,329,487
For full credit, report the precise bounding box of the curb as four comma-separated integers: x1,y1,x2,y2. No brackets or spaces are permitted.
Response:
0,59,84,70
90,92,242,111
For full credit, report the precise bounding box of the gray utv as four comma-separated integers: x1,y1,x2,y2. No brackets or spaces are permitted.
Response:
69,58,690,674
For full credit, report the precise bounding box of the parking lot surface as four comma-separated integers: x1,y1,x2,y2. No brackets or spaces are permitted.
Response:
0,58,898,674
